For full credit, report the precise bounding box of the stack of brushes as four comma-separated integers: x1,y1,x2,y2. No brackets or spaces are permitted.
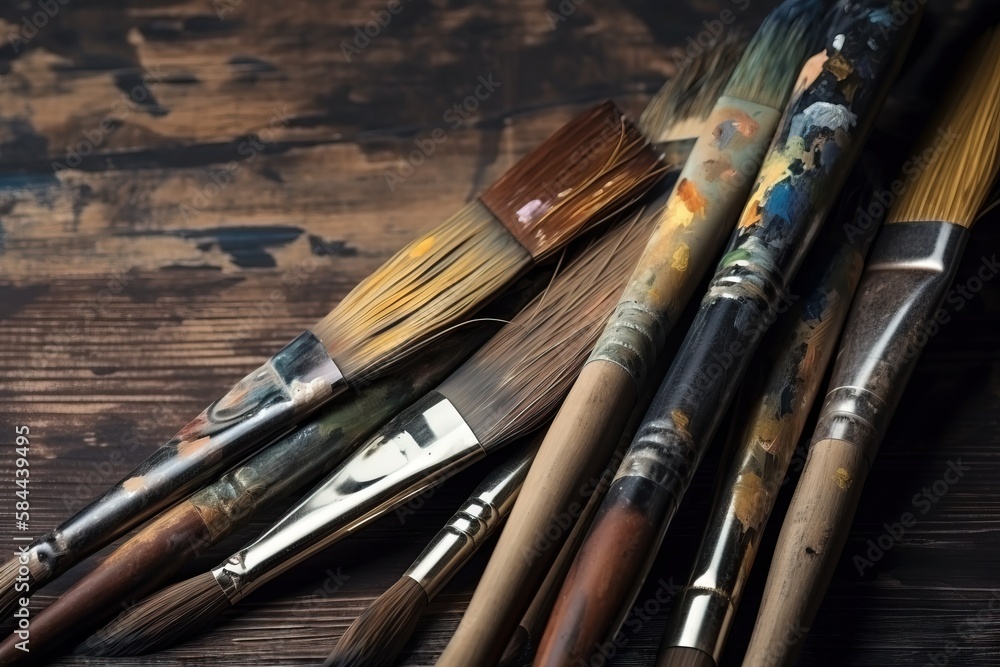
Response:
3,2,999,667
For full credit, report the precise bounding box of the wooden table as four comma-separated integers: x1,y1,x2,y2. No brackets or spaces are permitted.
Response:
1,1,998,665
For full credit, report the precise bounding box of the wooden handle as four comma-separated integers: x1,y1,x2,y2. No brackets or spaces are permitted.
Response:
742,439,870,666
436,360,636,667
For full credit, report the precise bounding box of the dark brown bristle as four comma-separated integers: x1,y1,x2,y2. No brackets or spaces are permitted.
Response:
479,102,663,261
639,31,748,144
439,205,656,449
322,576,428,667
657,646,717,667
76,572,228,657
0,556,22,620
498,624,531,667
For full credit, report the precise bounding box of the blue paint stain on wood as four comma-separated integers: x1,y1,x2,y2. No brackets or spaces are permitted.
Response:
177,226,304,268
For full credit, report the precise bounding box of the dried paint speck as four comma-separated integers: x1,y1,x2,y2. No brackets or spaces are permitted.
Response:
833,467,853,490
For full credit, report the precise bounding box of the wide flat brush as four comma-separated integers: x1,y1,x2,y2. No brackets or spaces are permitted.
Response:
322,441,538,667
76,200,657,657
656,160,884,667
0,99,664,619
0,275,550,665
743,28,1000,666
436,11,815,663
534,3,921,664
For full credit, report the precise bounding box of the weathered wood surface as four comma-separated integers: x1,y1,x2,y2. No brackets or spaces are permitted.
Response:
0,1,998,665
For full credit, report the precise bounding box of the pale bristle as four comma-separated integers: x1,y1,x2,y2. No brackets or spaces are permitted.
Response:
639,31,748,143
439,205,656,449
312,201,529,381
0,556,22,619
498,624,531,667
658,646,717,667
322,576,428,667
479,102,663,260
723,0,828,109
888,28,1000,228
76,572,228,657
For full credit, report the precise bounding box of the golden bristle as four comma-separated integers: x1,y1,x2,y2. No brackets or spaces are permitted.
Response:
312,201,530,380
439,207,656,450
888,28,1000,228
313,102,665,381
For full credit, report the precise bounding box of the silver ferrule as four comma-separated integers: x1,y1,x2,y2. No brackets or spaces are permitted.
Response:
406,443,536,596
588,300,669,386
613,415,695,507
663,586,734,661
211,391,482,602
708,236,786,307
812,221,969,464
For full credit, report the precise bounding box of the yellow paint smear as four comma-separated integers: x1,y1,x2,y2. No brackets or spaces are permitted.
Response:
733,472,768,532
833,467,853,490
408,236,436,258
671,243,690,272
671,409,690,432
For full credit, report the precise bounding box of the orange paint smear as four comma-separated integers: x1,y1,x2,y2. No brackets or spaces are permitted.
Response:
677,179,708,218
177,436,212,459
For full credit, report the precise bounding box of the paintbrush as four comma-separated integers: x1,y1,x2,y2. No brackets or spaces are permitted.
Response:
742,27,1000,667
0,100,665,620
0,275,551,665
322,440,538,667
533,3,922,664
435,5,825,664
75,199,658,657
656,159,885,667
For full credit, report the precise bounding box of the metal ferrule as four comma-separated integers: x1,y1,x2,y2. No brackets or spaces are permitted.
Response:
588,300,668,386
813,221,969,465
664,583,735,661
708,236,786,308
211,391,483,603
406,444,536,597
31,331,345,583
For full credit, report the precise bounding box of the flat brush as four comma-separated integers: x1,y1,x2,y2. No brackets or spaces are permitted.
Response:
0,274,550,665
743,28,1000,666
437,11,812,663
322,441,538,667
534,4,922,664
656,159,884,667
0,99,664,620
77,201,658,657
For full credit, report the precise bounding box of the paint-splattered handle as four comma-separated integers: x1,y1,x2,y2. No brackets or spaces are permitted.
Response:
590,98,782,385
26,331,345,586
812,220,970,465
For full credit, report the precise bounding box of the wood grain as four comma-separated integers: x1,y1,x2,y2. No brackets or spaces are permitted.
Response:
0,1,999,665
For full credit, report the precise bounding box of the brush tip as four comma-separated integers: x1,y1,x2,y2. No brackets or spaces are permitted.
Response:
75,572,229,657
722,0,830,109
322,576,428,667
0,557,23,620
657,646,717,667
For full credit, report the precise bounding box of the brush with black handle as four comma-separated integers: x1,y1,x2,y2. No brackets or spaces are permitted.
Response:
533,3,922,664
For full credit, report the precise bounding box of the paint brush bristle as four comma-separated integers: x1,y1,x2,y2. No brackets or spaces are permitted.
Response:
313,102,662,382
639,31,748,143
0,557,21,620
321,576,428,667
888,27,1000,228
439,212,654,450
722,0,828,109
75,572,228,657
